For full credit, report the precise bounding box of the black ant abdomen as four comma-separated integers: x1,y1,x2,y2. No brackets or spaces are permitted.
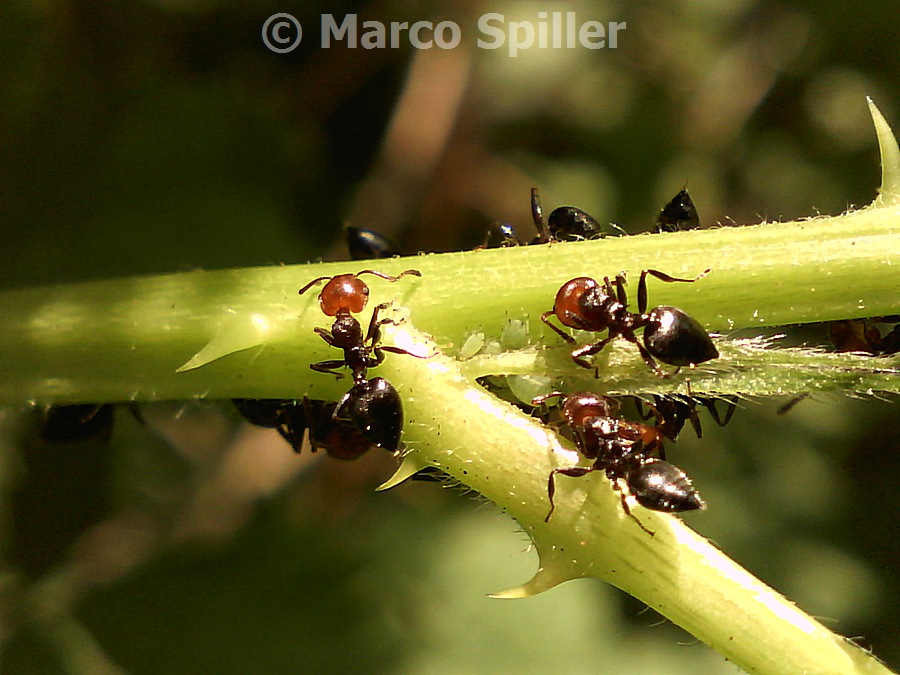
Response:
533,391,705,533
627,459,705,512
643,306,720,367
334,376,403,452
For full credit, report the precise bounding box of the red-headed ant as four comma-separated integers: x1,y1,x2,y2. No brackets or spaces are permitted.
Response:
298,269,423,382
533,391,705,535
541,269,718,377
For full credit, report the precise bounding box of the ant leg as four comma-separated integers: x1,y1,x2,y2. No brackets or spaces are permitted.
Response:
314,326,338,347
364,302,398,345
612,274,628,306
532,187,550,244
278,404,308,453
703,395,738,426
571,336,615,370
682,380,704,439
541,311,578,344
617,491,656,536
332,389,353,421
624,331,669,378
310,360,349,378
355,269,422,284
298,276,333,296
777,393,809,416
545,466,595,522
531,391,565,407
379,345,430,359
637,268,711,314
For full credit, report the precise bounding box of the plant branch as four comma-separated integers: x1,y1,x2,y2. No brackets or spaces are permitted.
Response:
0,102,898,674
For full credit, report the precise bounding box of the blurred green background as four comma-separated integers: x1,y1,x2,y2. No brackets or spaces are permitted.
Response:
0,0,898,672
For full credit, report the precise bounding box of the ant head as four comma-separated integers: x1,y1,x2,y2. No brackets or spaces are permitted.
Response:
642,306,718,366
627,458,705,513
560,392,616,428
318,274,370,316
552,277,610,330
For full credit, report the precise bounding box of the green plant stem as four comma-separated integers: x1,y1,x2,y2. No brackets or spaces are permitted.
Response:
0,203,895,405
378,333,892,675
0,110,897,675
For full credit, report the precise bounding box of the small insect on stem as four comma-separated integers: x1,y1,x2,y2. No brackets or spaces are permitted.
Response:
541,269,718,377
298,269,424,383
533,392,705,536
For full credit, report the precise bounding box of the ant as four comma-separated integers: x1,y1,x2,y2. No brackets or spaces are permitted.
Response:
345,227,400,260
298,269,423,382
234,377,404,456
829,316,900,356
778,316,899,415
633,383,737,441
655,188,700,233
541,269,718,377
533,392,705,535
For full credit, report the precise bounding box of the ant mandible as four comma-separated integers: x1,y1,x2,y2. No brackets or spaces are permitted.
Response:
298,269,423,382
533,392,705,535
541,268,718,377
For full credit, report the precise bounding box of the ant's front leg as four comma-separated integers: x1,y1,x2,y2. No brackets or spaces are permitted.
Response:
637,268,711,314
365,302,402,344
571,335,615,370
379,345,431,360
313,326,339,348
541,311,578,344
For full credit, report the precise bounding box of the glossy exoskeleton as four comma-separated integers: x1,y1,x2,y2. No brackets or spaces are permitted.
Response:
492,188,607,247
234,377,404,456
541,269,718,377
656,188,700,233
534,392,705,534
346,227,400,260
234,398,369,459
531,187,604,243
829,316,900,355
634,385,737,441
298,269,423,382
333,376,403,451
